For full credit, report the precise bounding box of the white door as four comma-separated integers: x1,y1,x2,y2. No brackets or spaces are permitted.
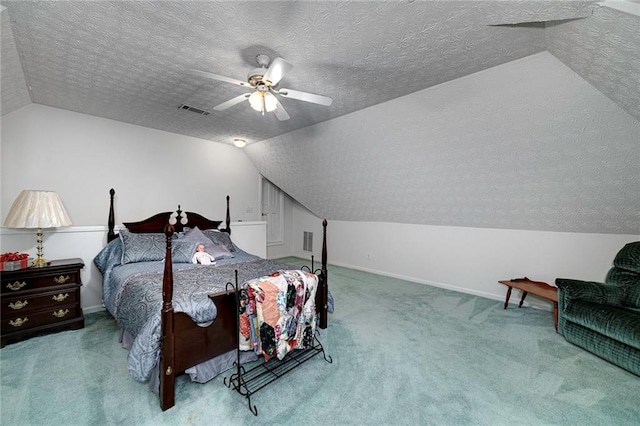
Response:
261,178,284,245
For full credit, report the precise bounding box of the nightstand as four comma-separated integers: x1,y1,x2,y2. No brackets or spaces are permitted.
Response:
1,258,84,347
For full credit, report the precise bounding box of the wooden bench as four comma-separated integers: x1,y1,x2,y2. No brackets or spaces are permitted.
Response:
498,278,558,331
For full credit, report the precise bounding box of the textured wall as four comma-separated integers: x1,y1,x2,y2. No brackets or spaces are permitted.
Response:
0,8,30,115
246,52,640,234
547,3,640,121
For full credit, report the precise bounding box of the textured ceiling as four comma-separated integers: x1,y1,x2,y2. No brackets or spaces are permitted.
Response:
1,1,638,235
0,5,30,115
2,0,620,147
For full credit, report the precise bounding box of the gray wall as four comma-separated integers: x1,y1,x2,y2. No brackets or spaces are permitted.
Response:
246,52,640,235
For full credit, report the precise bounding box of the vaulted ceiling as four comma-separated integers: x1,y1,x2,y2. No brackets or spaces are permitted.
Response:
3,0,638,144
2,1,639,234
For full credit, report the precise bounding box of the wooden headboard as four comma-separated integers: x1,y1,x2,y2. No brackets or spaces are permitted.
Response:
107,188,231,242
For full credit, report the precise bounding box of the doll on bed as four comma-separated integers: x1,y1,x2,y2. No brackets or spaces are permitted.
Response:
192,244,216,265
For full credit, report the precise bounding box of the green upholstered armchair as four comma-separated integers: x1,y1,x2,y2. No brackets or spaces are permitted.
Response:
556,241,640,376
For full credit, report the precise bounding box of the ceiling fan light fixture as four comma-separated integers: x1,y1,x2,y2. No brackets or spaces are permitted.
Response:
248,90,278,114
233,138,247,148
248,91,262,112
263,92,278,112
201,54,330,120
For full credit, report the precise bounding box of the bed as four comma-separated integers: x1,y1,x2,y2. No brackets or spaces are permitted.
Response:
94,189,329,411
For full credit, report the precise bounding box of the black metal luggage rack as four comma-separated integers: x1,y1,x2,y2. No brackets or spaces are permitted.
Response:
224,260,333,416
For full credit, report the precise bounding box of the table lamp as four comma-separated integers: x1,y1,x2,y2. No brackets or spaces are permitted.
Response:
3,190,72,267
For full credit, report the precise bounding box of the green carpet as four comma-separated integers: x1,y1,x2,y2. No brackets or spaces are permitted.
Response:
1,258,638,425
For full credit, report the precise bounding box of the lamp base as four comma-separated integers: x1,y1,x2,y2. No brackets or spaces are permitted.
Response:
31,228,51,268
31,256,50,268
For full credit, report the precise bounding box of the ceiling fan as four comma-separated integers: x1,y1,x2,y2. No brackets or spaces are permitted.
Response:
192,54,332,121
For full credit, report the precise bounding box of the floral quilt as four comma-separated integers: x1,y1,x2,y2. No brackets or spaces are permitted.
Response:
239,270,318,360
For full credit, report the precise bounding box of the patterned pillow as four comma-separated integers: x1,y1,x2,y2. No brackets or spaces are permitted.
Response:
94,238,123,273
178,226,234,260
172,241,199,263
119,229,197,264
119,230,166,264
178,226,216,253
202,229,236,252
209,244,234,260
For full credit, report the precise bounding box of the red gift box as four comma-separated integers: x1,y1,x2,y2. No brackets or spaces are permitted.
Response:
0,252,30,271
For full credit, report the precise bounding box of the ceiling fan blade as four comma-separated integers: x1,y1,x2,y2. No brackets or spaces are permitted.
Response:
274,100,290,121
277,88,333,106
213,93,250,111
191,69,250,87
263,57,293,86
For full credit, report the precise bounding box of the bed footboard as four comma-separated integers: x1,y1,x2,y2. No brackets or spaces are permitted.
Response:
160,291,237,410
174,291,238,372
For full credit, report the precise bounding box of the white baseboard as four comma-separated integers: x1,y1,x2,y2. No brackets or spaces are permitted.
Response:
327,260,553,312
84,305,106,315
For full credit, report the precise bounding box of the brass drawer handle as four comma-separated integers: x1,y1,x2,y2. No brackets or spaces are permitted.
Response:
9,317,28,327
52,293,69,302
6,281,27,291
8,300,28,310
53,309,69,318
53,275,71,284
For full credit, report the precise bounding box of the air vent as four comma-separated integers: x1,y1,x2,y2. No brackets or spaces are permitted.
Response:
178,104,210,116
303,231,313,252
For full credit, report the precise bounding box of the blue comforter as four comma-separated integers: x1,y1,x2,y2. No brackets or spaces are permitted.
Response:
94,239,295,382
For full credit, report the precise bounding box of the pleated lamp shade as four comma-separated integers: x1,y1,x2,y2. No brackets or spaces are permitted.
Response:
4,190,72,229
3,190,72,267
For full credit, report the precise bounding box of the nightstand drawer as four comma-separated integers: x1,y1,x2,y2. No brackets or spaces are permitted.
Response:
1,304,82,334
2,271,80,294
1,287,80,318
